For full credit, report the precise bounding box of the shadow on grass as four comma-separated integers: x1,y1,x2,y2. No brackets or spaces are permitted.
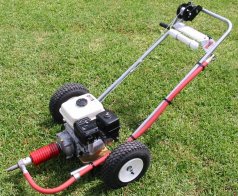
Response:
39,117,57,129
4,172,30,196
83,182,111,196
4,154,111,195
108,96,149,130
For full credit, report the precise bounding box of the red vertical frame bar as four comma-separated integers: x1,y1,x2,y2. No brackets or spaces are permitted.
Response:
128,60,210,141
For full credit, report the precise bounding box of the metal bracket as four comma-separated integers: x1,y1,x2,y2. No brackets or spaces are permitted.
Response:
177,2,202,21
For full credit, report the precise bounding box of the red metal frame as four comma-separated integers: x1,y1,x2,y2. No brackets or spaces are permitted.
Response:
128,60,210,141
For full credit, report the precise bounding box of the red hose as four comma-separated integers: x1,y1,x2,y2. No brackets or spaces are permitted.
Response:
30,143,60,165
23,152,110,194
24,172,76,194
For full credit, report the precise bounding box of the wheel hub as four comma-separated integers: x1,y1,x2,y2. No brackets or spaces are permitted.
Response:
126,166,135,175
118,158,144,183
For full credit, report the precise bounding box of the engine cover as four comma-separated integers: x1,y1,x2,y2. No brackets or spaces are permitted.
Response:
59,93,105,128
57,93,120,161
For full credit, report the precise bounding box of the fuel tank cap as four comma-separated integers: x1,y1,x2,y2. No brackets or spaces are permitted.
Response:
76,98,88,107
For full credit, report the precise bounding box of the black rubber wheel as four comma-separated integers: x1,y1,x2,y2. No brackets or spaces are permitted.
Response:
101,141,151,189
49,83,89,123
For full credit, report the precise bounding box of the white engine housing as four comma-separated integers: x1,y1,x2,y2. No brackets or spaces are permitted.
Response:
60,93,105,128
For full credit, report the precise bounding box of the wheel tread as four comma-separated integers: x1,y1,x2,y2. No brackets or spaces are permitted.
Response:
101,141,150,189
49,83,89,123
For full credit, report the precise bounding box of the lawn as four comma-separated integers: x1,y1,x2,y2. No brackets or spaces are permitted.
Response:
0,0,237,195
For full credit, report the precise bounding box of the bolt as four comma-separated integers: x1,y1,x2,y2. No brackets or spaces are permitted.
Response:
127,166,134,175
104,112,111,118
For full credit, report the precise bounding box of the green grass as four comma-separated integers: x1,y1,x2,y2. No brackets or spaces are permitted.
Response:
0,0,237,195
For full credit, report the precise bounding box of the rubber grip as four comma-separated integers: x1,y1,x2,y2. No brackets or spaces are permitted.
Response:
160,22,169,29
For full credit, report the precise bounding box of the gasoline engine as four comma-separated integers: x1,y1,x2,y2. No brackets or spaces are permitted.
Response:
7,92,120,171
57,93,120,161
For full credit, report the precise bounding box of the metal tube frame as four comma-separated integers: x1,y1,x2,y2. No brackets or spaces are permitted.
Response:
97,32,170,102
98,8,232,141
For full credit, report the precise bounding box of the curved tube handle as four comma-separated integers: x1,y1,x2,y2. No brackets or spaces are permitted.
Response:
201,8,233,54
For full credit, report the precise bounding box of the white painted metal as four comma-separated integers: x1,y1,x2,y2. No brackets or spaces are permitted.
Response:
118,158,144,183
173,22,215,52
173,22,209,42
22,157,32,166
60,93,105,128
168,29,199,49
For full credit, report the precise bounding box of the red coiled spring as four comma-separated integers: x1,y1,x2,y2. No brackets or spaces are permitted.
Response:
30,143,60,165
